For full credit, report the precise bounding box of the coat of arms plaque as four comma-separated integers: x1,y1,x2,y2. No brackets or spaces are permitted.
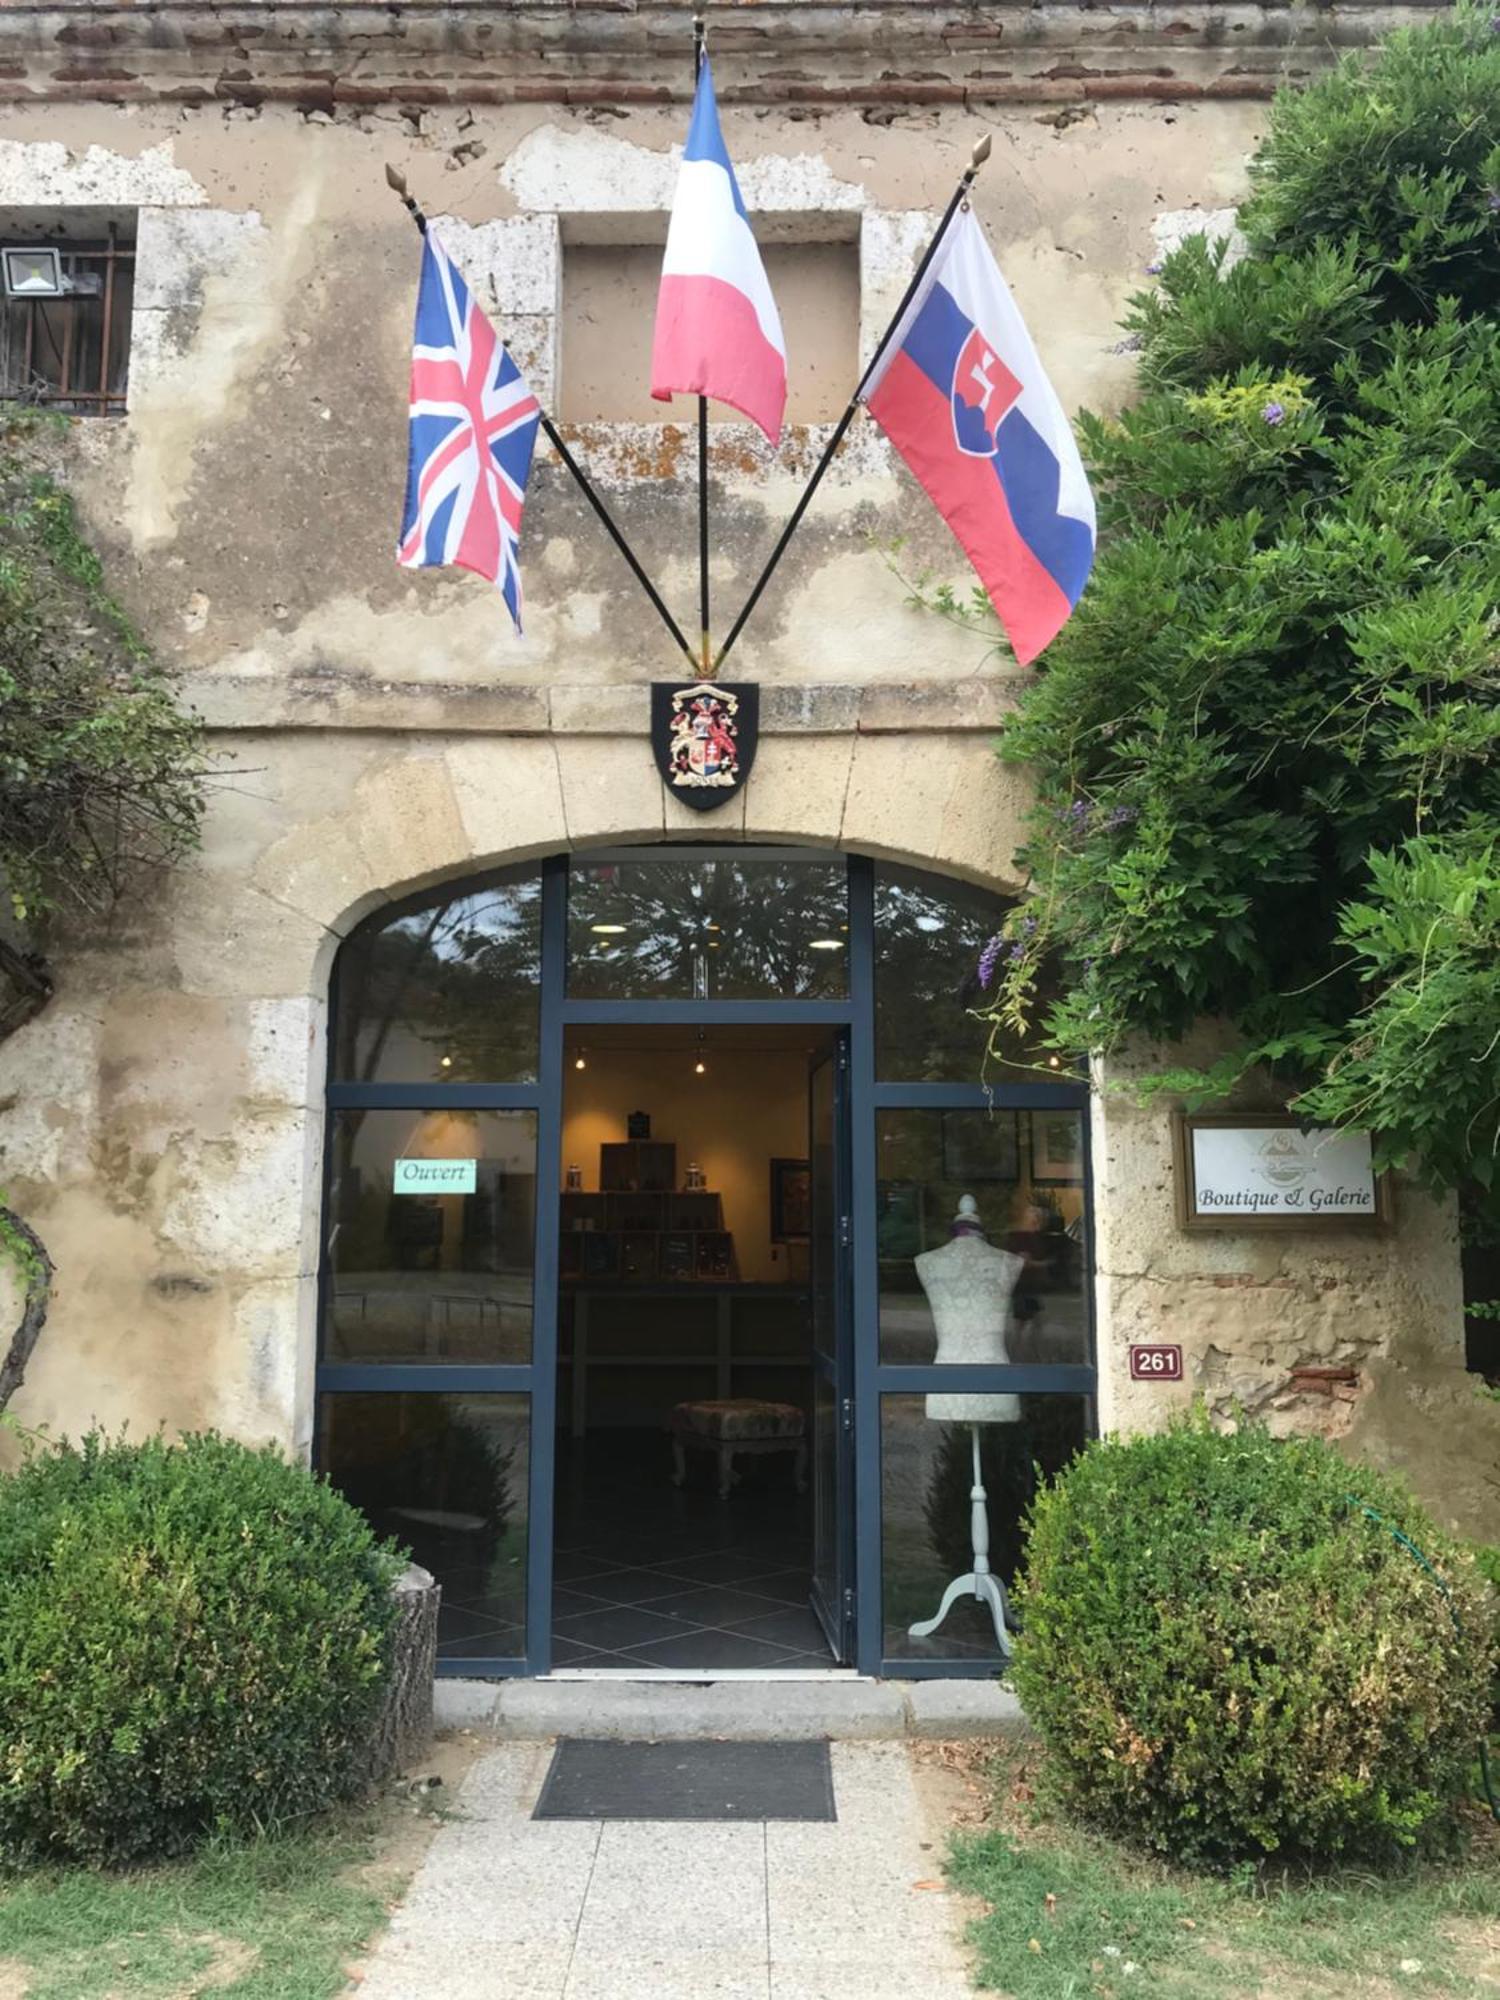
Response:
651,680,758,811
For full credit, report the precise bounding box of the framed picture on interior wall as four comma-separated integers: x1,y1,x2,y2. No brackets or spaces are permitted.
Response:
940,1110,1019,1183
769,1158,811,1242
1031,1109,1085,1186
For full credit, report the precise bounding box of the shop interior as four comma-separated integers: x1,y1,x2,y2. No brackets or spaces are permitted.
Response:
551,1023,834,1672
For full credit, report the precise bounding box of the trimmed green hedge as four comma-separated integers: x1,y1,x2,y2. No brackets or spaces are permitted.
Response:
1010,1414,1494,1866
0,1432,401,1867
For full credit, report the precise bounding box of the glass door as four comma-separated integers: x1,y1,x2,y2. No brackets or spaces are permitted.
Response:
809,1032,854,1659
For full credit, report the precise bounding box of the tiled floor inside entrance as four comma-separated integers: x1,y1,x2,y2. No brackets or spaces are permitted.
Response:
423,1427,831,1671
543,1429,829,1672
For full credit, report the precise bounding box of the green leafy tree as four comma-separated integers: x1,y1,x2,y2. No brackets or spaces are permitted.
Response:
962,5,1500,1217
0,412,206,1413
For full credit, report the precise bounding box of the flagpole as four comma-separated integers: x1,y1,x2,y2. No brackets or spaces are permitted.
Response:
385,164,696,668
712,132,992,671
693,15,711,674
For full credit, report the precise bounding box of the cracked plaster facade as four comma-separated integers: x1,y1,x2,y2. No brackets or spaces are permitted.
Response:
0,1,1491,1543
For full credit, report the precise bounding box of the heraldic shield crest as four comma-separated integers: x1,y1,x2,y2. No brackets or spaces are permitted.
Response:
651,680,758,811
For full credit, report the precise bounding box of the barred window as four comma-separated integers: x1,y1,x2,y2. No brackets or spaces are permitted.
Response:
0,214,134,417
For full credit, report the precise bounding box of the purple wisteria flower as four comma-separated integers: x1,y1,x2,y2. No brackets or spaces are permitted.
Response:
1106,804,1140,829
1145,259,1163,276
977,934,1004,990
1262,401,1286,426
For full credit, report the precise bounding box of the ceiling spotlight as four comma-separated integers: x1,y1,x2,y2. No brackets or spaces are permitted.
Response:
439,1054,453,1069
590,922,627,936
808,938,845,952
574,1054,588,1071
694,1060,707,1075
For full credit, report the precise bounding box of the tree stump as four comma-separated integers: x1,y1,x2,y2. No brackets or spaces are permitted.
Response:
361,1562,439,1788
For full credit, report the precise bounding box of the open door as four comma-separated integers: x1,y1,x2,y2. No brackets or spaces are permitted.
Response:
808,1032,854,1660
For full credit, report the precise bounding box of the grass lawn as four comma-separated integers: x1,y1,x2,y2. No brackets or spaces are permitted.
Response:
941,1742,1500,2000
0,1739,473,2000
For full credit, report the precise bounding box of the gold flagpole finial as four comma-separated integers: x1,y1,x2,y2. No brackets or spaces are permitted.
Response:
385,162,429,235
968,133,993,178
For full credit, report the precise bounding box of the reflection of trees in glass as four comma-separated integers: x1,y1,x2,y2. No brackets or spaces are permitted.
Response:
333,871,543,1084
880,860,1072,1080
875,868,1002,1082
568,859,847,1000
331,1399,517,1560
875,866,1072,1081
331,856,1075,1086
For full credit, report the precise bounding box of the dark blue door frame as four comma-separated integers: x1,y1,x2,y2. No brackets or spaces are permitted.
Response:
807,1031,856,1659
315,845,1096,1681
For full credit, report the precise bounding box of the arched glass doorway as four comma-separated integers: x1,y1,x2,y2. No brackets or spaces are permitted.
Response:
317,849,1096,1677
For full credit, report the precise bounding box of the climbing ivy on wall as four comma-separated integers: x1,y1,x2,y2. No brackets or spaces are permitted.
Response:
961,2,1500,1204
0,409,207,1412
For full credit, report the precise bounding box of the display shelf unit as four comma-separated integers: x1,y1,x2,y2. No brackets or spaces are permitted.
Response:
560,1140,737,1282
559,1283,812,1438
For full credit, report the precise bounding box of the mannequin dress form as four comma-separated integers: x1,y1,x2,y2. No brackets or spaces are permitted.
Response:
907,1195,1024,1656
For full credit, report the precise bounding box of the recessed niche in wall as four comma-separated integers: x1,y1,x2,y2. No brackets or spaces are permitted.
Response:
560,236,859,425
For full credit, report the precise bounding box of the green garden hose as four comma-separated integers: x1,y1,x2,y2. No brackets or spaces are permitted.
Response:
1347,1498,1500,1825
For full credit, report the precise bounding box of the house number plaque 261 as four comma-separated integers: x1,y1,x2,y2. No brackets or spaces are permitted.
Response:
1128,1344,1183,1382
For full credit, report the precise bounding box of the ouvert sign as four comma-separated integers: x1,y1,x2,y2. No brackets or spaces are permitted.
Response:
1174,1115,1386,1231
393,1158,478,1196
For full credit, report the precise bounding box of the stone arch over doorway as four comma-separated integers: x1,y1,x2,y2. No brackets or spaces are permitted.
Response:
0,723,1036,1481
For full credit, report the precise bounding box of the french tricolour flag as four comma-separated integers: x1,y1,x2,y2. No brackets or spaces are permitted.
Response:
864,209,1094,666
651,56,787,443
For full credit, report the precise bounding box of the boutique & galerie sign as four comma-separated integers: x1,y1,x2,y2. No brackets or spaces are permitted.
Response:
1173,1115,1390,1232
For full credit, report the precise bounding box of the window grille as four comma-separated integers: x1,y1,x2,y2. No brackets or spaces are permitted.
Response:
0,225,134,417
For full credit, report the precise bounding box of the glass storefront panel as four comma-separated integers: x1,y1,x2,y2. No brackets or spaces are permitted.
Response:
331,868,542,1084
323,1109,537,1364
877,1108,1089,1365
567,854,848,1000
873,862,1077,1082
320,1391,530,1664
880,1393,1088,1665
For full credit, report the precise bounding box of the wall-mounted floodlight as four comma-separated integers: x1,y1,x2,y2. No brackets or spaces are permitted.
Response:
2,247,64,298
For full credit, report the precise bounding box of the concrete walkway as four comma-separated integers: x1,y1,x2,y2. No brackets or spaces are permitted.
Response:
355,1740,977,1999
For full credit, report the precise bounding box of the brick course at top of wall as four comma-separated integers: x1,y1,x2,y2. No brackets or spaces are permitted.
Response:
0,3,1447,109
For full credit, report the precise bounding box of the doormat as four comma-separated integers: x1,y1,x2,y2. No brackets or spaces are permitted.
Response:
532,1738,836,1822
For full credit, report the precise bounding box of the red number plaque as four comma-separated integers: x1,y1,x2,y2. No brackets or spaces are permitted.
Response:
1128,1344,1183,1382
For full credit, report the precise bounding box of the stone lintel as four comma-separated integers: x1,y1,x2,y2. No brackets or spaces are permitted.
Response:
191,675,1023,735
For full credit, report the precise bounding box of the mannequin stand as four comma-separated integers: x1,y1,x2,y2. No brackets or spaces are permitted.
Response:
908,1424,1012,1659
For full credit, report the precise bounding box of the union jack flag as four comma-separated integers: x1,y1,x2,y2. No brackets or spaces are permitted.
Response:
397,229,541,632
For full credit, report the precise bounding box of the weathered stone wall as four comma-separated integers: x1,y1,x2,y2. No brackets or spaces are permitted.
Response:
1094,1032,1497,1542
1,2,1489,1539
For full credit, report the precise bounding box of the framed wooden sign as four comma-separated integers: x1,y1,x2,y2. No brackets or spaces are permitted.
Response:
1173,1114,1392,1232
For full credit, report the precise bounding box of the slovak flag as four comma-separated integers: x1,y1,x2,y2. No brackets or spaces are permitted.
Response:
864,209,1095,666
651,56,787,443
397,229,541,633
